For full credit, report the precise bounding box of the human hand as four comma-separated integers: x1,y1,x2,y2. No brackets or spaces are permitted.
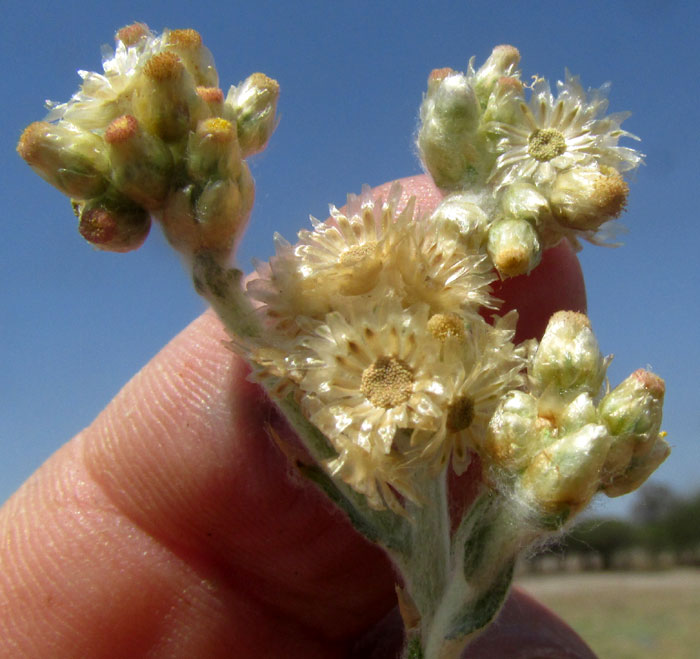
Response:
0,176,595,658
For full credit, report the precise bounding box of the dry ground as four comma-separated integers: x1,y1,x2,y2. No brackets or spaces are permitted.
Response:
517,568,700,658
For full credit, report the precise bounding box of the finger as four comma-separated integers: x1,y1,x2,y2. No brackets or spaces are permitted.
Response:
0,175,588,658
0,310,396,658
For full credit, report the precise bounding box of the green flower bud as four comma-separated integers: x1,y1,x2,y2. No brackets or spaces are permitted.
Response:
187,118,242,182
599,369,666,477
474,45,520,102
484,390,539,471
482,76,525,128
132,52,207,142
196,86,225,116
558,392,598,435
164,28,219,87
499,180,551,225
520,423,611,516
104,115,173,210
195,176,252,251
600,369,665,443
417,72,481,189
530,311,607,395
17,121,109,200
75,195,150,252
161,166,254,255
225,73,280,158
487,216,541,277
550,166,629,230
603,435,671,498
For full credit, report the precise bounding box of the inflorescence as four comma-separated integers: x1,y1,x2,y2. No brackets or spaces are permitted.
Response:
18,26,669,656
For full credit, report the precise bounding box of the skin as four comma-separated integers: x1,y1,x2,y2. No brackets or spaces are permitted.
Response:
0,175,594,658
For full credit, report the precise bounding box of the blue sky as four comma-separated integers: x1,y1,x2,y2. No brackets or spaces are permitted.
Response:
2,1,698,517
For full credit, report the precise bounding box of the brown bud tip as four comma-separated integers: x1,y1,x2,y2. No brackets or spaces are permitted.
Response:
17,122,50,165
79,206,120,245
196,86,224,104
551,310,592,329
248,72,280,95
105,115,139,144
496,76,524,94
79,203,150,252
494,247,529,277
492,44,521,64
167,28,202,48
116,23,149,46
429,67,455,84
594,168,629,219
632,369,665,397
144,52,183,81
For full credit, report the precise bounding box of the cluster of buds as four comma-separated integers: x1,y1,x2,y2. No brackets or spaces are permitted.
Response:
417,45,642,278
481,311,669,523
17,23,278,256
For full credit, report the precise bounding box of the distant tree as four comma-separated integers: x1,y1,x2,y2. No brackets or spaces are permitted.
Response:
662,490,700,551
564,517,640,570
632,482,677,525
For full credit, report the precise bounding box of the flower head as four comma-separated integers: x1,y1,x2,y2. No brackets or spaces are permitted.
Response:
489,72,643,189
295,302,445,454
416,312,526,474
248,184,415,336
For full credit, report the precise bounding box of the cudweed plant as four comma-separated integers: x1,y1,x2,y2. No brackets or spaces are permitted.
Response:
18,25,669,659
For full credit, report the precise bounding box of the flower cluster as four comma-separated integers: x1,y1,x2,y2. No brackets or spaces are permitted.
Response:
17,23,278,255
483,311,669,522
18,27,671,656
417,46,643,277
247,186,525,510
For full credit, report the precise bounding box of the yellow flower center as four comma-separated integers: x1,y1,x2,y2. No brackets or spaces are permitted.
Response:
427,313,465,341
446,395,475,432
528,128,566,162
361,356,414,408
338,241,378,266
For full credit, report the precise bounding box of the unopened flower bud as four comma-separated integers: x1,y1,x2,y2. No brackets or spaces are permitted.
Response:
600,369,665,441
599,369,665,476
530,311,606,395
482,76,524,126
487,216,541,277
195,176,252,251
132,52,207,142
427,73,481,133
17,121,109,199
484,390,539,471
603,434,671,498
417,73,481,189
196,86,225,115
429,194,490,251
187,118,241,182
557,392,598,435
161,166,254,254
520,423,611,517
115,22,150,47
427,67,455,92
164,28,218,87
225,73,279,158
105,115,173,209
474,45,520,101
499,180,550,225
550,166,629,230
76,196,150,252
